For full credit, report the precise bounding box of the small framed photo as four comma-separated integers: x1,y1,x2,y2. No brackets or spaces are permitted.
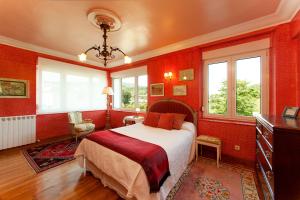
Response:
282,106,299,118
150,83,164,96
173,85,187,96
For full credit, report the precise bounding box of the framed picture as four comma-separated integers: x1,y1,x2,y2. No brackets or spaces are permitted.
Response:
282,106,299,118
179,68,194,81
150,83,164,96
173,85,187,96
0,78,29,98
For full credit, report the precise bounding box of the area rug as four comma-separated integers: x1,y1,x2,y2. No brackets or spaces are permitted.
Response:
167,157,259,200
23,139,79,173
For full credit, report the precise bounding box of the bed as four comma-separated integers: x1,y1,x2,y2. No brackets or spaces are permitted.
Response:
75,99,197,200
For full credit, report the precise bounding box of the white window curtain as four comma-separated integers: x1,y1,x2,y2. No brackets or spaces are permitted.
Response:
37,57,107,114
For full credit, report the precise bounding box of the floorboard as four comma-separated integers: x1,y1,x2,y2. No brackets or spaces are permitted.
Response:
0,148,121,200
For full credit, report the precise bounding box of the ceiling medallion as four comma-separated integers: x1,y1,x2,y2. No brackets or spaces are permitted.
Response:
78,9,131,67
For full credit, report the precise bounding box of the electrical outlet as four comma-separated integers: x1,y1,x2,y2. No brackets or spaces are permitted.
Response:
234,145,240,151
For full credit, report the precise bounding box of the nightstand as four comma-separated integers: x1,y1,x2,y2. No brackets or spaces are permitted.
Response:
123,116,144,126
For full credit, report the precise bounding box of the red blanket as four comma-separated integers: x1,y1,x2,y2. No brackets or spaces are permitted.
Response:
86,130,170,192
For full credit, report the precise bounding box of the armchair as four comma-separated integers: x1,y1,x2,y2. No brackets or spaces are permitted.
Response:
68,111,95,142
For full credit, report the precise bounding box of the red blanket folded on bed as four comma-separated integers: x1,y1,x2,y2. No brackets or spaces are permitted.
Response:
86,130,170,192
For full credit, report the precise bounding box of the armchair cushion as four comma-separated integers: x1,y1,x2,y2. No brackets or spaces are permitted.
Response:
83,119,93,123
74,123,95,132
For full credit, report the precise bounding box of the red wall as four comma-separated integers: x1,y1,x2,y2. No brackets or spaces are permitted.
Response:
0,44,108,140
36,110,106,140
108,16,300,163
147,48,201,109
0,45,37,116
270,23,298,116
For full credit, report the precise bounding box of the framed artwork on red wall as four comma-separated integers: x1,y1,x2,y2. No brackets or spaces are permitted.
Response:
173,85,187,96
0,78,29,98
150,83,164,96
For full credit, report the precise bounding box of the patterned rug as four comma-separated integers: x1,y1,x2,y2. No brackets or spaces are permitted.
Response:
167,157,259,200
23,139,79,173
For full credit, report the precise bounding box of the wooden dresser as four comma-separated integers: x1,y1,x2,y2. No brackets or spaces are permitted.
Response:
256,114,300,200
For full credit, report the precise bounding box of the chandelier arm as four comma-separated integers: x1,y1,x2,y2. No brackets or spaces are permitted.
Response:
111,47,127,56
84,46,100,54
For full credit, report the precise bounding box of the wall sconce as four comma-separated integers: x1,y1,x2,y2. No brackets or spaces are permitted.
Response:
164,72,173,81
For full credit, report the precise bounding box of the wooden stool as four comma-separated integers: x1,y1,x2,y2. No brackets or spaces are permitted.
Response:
196,135,222,168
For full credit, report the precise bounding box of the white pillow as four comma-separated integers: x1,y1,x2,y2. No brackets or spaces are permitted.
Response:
181,121,196,133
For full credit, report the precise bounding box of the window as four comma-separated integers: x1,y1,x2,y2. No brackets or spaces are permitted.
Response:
37,58,107,114
113,75,148,111
203,50,269,120
137,75,148,110
121,77,135,109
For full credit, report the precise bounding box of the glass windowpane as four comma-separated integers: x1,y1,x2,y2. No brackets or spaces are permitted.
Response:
236,57,261,116
208,62,228,115
121,77,135,109
138,75,148,111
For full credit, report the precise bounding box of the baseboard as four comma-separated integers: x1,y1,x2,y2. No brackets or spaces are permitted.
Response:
199,146,255,169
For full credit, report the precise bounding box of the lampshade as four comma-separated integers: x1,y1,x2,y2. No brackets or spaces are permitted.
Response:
78,53,87,62
102,86,114,95
124,55,132,64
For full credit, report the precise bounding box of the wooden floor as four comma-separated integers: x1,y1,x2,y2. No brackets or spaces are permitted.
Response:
0,148,121,200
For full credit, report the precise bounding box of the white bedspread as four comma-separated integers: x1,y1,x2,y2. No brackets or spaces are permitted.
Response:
75,123,196,200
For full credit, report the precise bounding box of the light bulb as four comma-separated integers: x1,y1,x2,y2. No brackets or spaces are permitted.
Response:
124,55,132,64
78,53,87,62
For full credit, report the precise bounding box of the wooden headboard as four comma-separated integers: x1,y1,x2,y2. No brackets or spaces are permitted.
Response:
148,99,197,126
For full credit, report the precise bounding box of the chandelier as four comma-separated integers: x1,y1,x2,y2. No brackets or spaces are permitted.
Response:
78,9,132,67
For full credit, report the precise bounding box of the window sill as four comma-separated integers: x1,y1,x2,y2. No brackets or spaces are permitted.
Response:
111,109,146,113
200,117,256,126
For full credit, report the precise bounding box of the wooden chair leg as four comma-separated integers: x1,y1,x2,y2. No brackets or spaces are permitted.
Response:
217,146,220,168
220,145,222,160
196,142,198,161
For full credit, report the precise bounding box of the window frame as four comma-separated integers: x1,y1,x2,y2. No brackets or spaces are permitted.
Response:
203,50,269,121
112,74,148,112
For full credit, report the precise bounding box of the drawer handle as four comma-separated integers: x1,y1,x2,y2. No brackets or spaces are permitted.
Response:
256,163,259,169
264,131,269,139
266,171,272,180
256,149,260,154
265,150,271,159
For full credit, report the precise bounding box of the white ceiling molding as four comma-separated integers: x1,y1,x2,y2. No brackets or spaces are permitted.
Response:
202,38,270,60
109,0,300,67
0,35,104,68
1,0,300,68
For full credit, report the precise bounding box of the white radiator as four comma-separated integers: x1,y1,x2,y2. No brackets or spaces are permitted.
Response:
0,115,36,150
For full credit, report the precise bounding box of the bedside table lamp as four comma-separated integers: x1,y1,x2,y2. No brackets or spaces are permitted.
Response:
102,86,114,129
135,108,141,118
